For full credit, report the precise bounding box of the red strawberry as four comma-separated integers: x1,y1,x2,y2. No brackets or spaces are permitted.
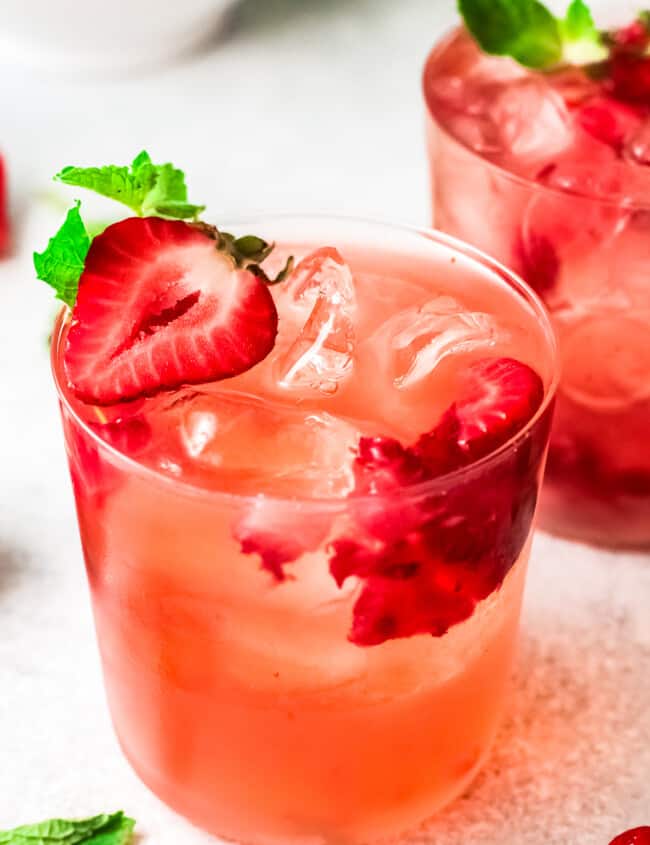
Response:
233,499,332,582
610,54,650,104
330,357,547,647
576,96,642,150
614,21,650,50
514,228,560,297
63,410,152,503
0,155,9,256
609,828,650,845
64,217,278,404
414,357,544,473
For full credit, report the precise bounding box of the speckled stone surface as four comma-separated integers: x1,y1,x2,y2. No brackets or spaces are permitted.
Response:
0,1,648,843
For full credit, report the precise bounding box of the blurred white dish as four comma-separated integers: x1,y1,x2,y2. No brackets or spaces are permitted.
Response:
0,0,239,73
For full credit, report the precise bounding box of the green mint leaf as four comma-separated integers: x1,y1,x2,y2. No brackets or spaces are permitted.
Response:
458,0,563,69
33,202,90,307
562,0,595,40
0,811,134,845
55,155,157,215
560,0,606,64
55,151,204,221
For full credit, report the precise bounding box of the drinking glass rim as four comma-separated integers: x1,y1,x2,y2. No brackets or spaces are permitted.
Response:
423,26,650,212
51,212,560,512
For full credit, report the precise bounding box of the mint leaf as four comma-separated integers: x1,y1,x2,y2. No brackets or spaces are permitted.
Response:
458,0,563,69
562,0,595,40
33,202,90,307
560,0,606,63
0,812,134,845
55,151,204,220
55,155,157,215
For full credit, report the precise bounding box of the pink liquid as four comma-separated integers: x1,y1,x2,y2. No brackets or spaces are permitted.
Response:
424,29,650,547
54,218,556,844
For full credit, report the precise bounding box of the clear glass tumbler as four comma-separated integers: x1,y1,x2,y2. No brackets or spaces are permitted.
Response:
424,29,650,548
52,216,558,845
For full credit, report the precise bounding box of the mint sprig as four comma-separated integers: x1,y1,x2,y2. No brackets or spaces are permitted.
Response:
459,0,607,69
35,151,293,309
33,201,90,307
55,150,205,220
0,812,134,845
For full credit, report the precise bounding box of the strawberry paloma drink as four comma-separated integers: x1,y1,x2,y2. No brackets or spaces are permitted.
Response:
424,0,650,547
41,154,557,844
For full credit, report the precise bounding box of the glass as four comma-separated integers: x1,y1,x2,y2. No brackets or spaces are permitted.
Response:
423,29,650,548
52,216,558,845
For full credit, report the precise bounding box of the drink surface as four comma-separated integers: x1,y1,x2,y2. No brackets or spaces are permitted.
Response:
425,31,650,546
55,223,554,843
63,235,552,498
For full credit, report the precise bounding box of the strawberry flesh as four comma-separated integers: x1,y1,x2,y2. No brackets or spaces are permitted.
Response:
576,96,643,150
610,54,650,104
514,229,560,296
238,355,546,647
0,155,9,256
609,828,650,845
414,357,544,471
64,217,278,405
233,500,332,582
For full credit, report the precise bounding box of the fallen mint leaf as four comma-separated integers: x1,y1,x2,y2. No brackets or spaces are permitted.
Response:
33,201,90,307
0,812,134,845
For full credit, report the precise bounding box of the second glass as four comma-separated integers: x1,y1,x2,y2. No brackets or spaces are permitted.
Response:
424,29,650,548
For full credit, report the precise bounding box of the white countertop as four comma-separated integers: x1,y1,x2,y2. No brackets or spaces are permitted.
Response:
1,2,649,843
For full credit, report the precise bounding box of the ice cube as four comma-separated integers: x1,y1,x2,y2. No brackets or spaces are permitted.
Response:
489,78,573,165
602,210,650,309
276,290,355,395
558,309,650,411
154,390,358,496
285,246,356,310
378,296,502,390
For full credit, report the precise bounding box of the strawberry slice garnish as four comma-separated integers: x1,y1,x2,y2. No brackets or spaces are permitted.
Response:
414,357,544,473
609,828,650,845
64,217,278,404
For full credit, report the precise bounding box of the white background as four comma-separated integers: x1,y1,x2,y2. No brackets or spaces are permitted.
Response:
0,1,649,843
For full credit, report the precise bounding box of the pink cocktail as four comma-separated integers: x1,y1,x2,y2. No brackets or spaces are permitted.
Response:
53,216,557,844
424,25,650,547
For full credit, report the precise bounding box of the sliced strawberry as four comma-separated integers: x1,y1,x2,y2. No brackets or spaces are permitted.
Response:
232,354,546,646
233,499,332,582
614,21,650,50
610,54,650,104
64,217,278,404
414,357,544,472
576,96,643,150
513,228,560,297
329,356,547,647
609,828,650,845
63,411,152,503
